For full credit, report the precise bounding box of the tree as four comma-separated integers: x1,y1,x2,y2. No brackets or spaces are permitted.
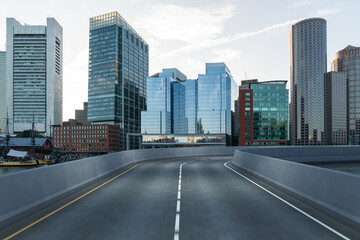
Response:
14,130,45,138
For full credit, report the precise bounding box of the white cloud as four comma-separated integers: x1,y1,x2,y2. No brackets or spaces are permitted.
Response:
211,48,241,62
134,4,236,43
157,18,301,59
315,8,341,16
288,0,315,8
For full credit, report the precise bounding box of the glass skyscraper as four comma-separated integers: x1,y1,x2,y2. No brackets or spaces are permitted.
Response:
141,71,174,135
290,18,327,145
0,51,6,134
6,18,63,134
141,63,238,147
88,12,149,150
197,63,238,138
332,45,360,144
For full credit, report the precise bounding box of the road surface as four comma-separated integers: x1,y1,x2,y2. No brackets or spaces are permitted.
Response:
0,156,357,240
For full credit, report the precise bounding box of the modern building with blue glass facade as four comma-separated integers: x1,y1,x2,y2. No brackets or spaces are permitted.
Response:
290,18,327,145
0,51,5,134
88,12,149,150
141,63,238,147
238,81,289,146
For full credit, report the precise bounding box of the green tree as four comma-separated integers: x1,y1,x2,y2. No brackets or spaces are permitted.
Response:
14,130,45,138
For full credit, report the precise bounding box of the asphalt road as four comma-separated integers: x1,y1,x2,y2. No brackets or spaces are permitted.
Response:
0,156,357,240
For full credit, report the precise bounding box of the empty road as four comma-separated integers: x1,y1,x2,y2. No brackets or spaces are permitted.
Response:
0,156,357,240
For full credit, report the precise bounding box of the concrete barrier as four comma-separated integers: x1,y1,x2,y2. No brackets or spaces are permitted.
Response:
0,146,241,228
232,146,360,231
241,145,360,163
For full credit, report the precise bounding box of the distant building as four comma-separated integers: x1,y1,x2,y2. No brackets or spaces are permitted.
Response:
88,12,148,150
53,124,120,154
62,119,82,126
290,18,327,145
324,72,347,145
239,79,258,89
62,102,90,126
75,102,89,125
6,18,63,134
238,81,289,146
0,51,5,134
141,63,238,148
332,45,360,144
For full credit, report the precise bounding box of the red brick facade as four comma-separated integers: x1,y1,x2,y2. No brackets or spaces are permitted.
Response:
53,124,121,153
239,89,253,146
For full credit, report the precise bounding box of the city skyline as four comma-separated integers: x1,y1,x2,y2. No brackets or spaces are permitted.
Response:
0,0,359,121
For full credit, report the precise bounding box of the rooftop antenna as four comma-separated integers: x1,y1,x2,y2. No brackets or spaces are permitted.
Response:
245,71,248,80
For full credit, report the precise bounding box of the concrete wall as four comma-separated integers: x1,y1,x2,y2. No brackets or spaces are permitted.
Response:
241,146,360,162
232,147,360,231
0,146,241,228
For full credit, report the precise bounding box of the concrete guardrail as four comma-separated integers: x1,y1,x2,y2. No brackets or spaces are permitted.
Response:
232,146,360,231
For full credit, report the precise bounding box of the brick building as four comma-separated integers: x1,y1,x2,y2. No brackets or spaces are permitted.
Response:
238,80,288,146
53,124,120,154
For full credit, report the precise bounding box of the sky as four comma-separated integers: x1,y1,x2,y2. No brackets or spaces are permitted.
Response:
0,0,359,121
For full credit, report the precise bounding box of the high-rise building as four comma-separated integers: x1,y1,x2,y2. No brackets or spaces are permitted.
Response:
88,12,149,150
332,45,360,144
141,63,238,148
238,81,289,146
141,71,175,135
290,18,327,145
6,18,63,134
324,72,347,145
197,63,238,140
0,51,6,134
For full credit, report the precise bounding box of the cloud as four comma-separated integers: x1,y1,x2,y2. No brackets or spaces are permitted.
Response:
156,18,301,59
134,4,236,43
212,48,241,62
315,8,341,16
288,0,314,8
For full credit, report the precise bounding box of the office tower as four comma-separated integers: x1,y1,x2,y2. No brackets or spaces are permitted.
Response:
332,45,360,144
88,12,149,150
0,51,5,134
182,79,198,134
197,63,238,140
238,81,289,146
141,63,237,148
324,72,347,145
290,18,327,145
6,18,63,134
141,71,174,135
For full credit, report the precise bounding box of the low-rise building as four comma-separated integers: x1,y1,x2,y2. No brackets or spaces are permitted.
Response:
0,137,52,158
53,124,120,154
